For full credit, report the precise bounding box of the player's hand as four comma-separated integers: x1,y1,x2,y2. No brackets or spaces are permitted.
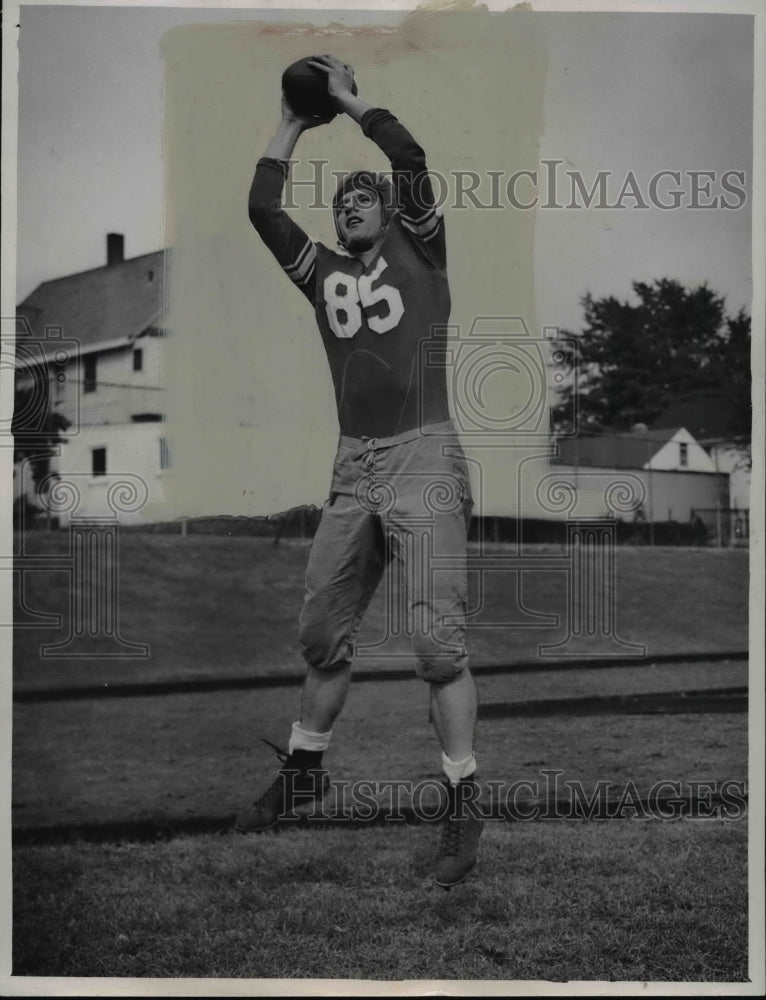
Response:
307,54,357,106
280,91,331,130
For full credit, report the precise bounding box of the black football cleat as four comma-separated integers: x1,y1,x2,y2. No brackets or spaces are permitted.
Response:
433,777,484,889
235,740,330,834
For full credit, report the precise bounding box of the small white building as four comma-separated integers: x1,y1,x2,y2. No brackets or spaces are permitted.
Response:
550,426,730,524
15,234,169,524
651,392,751,512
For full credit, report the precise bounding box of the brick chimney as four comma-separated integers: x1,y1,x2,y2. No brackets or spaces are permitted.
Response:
107,233,125,266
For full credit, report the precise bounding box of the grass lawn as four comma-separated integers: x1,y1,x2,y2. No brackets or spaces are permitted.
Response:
13,664,747,829
10,532,752,987
13,534,749,692
13,820,748,981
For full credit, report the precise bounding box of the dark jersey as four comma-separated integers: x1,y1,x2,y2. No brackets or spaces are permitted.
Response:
249,108,451,438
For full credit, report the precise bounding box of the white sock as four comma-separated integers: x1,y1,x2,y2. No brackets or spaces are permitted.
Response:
442,751,477,785
288,721,332,754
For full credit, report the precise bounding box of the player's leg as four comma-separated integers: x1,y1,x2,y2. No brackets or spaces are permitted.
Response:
429,669,483,890
236,491,384,833
298,663,352,734
429,668,478,764
384,434,482,886
297,489,386,727
285,490,386,781
386,436,477,759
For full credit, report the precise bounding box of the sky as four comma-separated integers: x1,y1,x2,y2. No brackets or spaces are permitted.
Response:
11,1,755,334
535,11,753,329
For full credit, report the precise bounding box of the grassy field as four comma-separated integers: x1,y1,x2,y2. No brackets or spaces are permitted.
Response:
13,822,747,981
13,663,747,829
13,533,749,691
12,666,750,983
10,532,752,985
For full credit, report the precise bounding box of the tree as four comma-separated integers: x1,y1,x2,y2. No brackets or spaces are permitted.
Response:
552,279,751,444
12,363,70,505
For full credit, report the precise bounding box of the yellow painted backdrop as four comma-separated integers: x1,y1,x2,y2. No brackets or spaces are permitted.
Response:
159,5,548,519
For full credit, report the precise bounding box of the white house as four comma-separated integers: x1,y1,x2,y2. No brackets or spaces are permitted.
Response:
15,234,169,524
651,392,751,512
549,426,730,525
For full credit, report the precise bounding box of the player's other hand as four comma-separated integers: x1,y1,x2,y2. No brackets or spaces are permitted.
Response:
307,54,357,106
280,91,332,130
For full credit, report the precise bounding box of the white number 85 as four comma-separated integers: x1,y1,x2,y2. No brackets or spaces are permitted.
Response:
323,257,404,339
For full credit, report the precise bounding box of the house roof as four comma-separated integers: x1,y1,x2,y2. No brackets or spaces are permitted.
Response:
551,427,680,469
16,249,167,362
651,391,737,443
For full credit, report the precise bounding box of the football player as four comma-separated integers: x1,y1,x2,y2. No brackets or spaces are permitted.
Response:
236,54,482,888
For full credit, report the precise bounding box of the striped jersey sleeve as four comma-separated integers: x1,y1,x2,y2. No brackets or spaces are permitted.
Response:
361,108,446,269
282,235,317,291
248,157,317,302
398,202,444,244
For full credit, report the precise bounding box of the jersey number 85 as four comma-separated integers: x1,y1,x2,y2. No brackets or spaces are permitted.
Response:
323,257,404,339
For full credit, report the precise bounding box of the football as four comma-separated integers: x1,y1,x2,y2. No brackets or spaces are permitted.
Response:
281,56,357,121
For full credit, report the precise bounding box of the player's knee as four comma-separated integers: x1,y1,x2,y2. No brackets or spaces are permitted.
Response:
298,614,352,671
412,630,467,683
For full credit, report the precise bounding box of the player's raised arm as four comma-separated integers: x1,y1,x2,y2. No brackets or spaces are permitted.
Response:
247,95,328,300
309,55,444,263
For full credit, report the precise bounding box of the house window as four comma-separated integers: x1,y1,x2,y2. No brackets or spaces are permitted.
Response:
159,437,170,470
679,442,688,467
133,348,143,372
83,354,97,393
92,447,107,476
